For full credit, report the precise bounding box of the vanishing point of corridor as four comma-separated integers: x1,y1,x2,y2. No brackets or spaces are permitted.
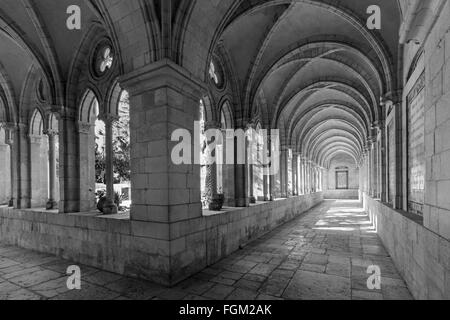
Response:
0,201,412,300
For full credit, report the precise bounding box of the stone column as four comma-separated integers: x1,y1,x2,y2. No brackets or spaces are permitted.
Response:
379,121,387,202
0,141,10,205
5,125,16,207
203,121,219,206
16,124,30,208
308,161,311,192
222,128,235,206
247,128,255,203
292,153,298,196
60,108,80,213
234,124,249,207
262,136,268,201
45,130,58,209
265,135,274,201
77,121,96,212
301,157,306,195
101,115,119,215
280,146,288,198
304,159,308,194
121,60,207,285
29,135,44,208
366,143,372,196
371,138,377,197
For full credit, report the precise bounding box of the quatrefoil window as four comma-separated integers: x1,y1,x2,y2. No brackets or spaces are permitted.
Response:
92,43,115,77
208,60,224,89
99,47,113,73
209,61,219,85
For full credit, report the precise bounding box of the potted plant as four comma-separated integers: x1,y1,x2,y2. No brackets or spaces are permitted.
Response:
209,193,225,211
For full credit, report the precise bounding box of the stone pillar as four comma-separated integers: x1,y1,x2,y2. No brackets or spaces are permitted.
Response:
292,153,298,196
248,164,255,203
102,115,118,215
121,60,207,284
15,124,30,208
247,128,255,203
60,108,80,213
371,138,377,198
280,147,288,198
366,141,372,196
300,157,304,194
29,135,45,208
223,129,235,206
234,124,249,207
379,121,387,202
46,130,58,209
304,159,308,194
0,141,11,205
203,121,219,206
77,121,96,212
265,135,274,201
307,160,311,194
5,125,16,207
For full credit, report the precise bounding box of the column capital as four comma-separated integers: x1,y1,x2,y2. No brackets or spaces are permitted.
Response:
29,134,42,144
44,129,59,137
77,121,94,134
120,58,207,100
98,113,119,126
1,123,16,145
204,121,221,131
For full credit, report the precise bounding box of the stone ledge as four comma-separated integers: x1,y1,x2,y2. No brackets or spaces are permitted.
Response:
0,194,324,286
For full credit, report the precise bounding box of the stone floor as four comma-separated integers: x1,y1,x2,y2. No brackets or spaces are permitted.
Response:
0,200,413,300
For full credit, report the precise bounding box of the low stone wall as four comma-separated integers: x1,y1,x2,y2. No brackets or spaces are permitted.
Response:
324,189,359,199
0,193,323,286
362,193,450,299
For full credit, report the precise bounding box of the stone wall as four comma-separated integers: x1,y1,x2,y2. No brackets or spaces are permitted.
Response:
362,193,450,299
0,193,323,286
420,0,450,241
324,190,359,200
326,154,359,190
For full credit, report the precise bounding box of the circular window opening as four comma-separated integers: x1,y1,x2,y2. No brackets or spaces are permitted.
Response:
209,60,224,89
93,43,115,78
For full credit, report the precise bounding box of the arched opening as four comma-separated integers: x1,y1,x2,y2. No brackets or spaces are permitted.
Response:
220,101,235,207
112,90,131,211
0,127,11,205
47,112,60,209
78,89,101,212
29,109,49,208
199,98,210,209
252,123,264,201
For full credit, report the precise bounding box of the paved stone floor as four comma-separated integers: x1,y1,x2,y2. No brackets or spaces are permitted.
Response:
0,200,413,300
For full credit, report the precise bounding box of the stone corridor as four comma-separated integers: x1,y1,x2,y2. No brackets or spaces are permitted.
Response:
0,200,412,300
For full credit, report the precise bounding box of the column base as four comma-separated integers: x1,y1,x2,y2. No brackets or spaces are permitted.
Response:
234,198,250,207
46,200,58,210
249,196,256,204
102,199,118,215
8,198,14,207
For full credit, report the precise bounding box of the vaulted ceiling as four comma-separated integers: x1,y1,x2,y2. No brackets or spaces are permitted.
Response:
0,0,406,168
214,0,403,168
